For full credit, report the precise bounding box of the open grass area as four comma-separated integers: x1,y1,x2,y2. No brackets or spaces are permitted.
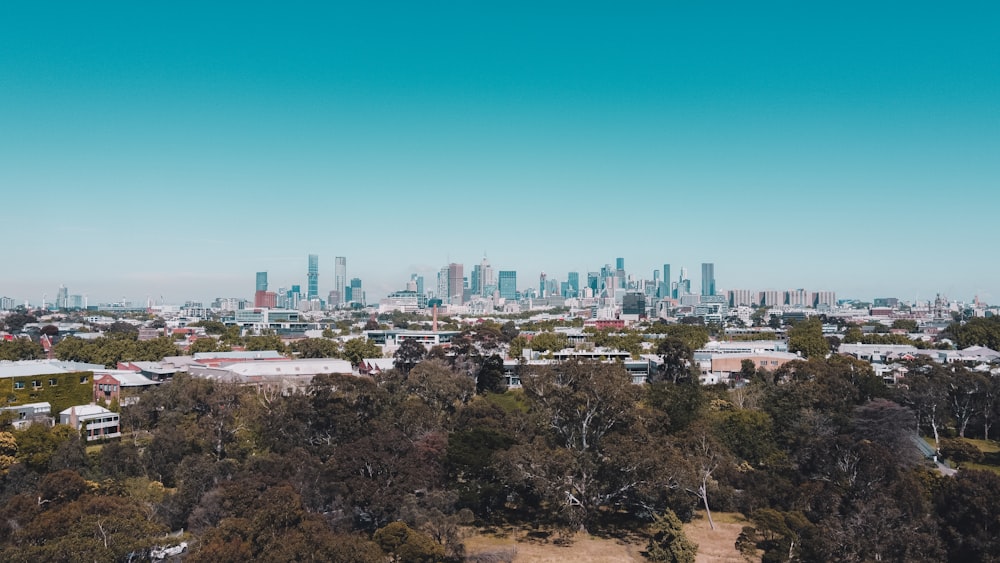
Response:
462,512,751,563
965,438,1000,454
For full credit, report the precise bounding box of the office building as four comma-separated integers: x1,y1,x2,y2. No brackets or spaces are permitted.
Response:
448,263,464,305
56,285,68,309
307,255,319,300
587,272,600,294
498,270,517,300
567,272,580,298
349,278,363,305
256,272,268,292
662,264,671,298
623,292,647,317
334,256,347,306
701,263,716,296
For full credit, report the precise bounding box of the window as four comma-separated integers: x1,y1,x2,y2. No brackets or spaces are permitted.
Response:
48,378,57,386
32,380,41,389
13,382,24,390
80,376,89,384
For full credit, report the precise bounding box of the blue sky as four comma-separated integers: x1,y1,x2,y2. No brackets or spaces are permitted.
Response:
1,2,998,304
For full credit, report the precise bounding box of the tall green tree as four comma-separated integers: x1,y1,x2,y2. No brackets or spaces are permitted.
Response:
787,317,828,359
645,509,697,563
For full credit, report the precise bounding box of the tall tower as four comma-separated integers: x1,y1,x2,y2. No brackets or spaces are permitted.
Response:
448,263,464,305
498,271,517,300
307,255,319,300
701,263,716,296
256,272,268,293
334,256,347,306
567,272,580,297
662,264,671,298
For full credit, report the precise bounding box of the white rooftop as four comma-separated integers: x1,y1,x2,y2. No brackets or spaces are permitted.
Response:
0,359,105,378
60,404,115,417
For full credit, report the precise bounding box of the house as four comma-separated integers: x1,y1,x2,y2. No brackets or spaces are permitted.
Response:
60,405,121,441
92,370,160,406
1,402,53,429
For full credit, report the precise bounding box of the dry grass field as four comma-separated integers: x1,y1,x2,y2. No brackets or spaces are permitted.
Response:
462,512,753,563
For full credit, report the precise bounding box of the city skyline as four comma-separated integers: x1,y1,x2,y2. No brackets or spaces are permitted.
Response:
1,4,997,304
0,254,986,308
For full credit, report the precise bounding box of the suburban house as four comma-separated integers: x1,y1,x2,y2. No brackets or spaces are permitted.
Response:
0,402,53,429
59,404,121,441
92,370,160,406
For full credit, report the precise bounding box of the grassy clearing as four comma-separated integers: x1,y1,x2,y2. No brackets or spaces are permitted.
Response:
462,512,751,563
965,438,1000,454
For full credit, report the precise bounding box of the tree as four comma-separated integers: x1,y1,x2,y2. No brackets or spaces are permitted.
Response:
891,319,918,332
663,325,710,352
935,470,1000,563
500,361,650,531
787,318,827,359
476,354,507,394
394,338,427,375
645,509,697,563
3,311,37,333
527,331,568,354
373,521,446,563
843,325,864,344
188,337,225,355
290,337,340,359
0,338,45,361
656,337,696,384
243,333,285,353
342,337,382,366
106,321,139,338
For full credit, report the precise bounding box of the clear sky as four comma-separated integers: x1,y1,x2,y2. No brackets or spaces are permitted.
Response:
1,2,998,305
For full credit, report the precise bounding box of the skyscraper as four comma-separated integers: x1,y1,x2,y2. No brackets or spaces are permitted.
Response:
307,255,319,300
701,263,716,296
475,256,495,296
498,271,517,300
256,272,268,292
448,263,464,305
350,278,363,305
661,264,671,298
334,256,347,306
567,272,579,298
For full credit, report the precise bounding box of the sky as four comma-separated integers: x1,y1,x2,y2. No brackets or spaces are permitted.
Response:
1,2,998,305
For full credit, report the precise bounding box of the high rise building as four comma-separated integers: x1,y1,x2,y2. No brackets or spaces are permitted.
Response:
567,272,580,298
350,278,363,305
498,271,517,300
701,263,716,296
538,272,548,298
623,292,647,317
412,274,425,297
307,255,319,300
587,272,600,294
615,258,626,289
334,256,347,306
678,268,691,297
448,263,464,305
56,285,69,309
473,256,495,296
256,272,268,293
662,264,671,298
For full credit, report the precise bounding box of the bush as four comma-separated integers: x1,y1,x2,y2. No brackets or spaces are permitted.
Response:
940,438,984,464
